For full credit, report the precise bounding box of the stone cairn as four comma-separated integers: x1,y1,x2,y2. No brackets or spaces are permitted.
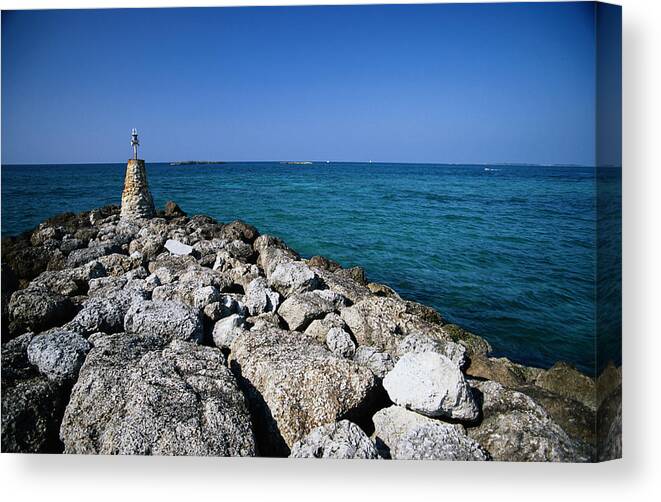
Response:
120,129,155,220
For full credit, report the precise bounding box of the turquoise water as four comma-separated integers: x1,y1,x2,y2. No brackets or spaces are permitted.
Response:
1,162,621,374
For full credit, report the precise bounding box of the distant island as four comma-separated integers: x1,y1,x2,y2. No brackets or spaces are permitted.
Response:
169,161,226,166
280,161,314,165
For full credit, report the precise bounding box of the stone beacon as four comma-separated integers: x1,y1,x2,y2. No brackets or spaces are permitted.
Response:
120,128,155,220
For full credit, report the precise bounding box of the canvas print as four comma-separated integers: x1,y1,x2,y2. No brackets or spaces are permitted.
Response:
0,2,621,462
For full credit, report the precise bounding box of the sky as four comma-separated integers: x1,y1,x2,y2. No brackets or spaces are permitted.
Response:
1,3,619,165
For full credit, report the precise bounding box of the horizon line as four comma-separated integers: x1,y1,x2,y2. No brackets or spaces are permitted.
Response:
1,160,613,168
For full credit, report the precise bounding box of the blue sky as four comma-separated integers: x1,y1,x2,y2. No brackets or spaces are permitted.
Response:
2,3,615,165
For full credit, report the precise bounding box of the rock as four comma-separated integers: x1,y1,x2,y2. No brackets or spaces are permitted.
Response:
306,255,341,272
59,237,84,254
335,266,368,285
225,239,255,262
372,406,488,461
313,267,371,304
268,261,322,297
244,277,280,315
212,314,248,349
353,346,394,379
367,282,400,298
164,200,186,217
440,324,492,357
534,361,596,411
220,220,259,244
124,300,204,344
96,253,139,277
229,326,379,456
278,291,337,331
396,332,468,369
304,312,347,343
3,244,54,281
147,253,197,281
466,355,533,387
27,329,91,382
467,379,591,462
30,260,106,296
383,352,479,421
66,243,120,268
246,311,285,330
61,336,256,456
192,285,221,309
8,286,75,333
164,238,194,256
326,327,356,358
204,294,247,321
599,401,622,461
290,420,378,459
254,235,299,275
1,332,69,453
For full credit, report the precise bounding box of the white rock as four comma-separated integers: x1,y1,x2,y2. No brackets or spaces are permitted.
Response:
164,239,194,256
325,327,356,358
290,420,378,459
383,351,479,421
244,277,280,316
353,346,394,379
212,314,247,349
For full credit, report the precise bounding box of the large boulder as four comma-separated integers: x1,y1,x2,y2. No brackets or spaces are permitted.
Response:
278,290,338,331
396,332,467,369
220,220,259,244
61,336,256,456
66,288,149,336
534,362,596,411
27,329,91,382
30,260,106,297
268,261,322,297
124,300,204,344
373,406,488,461
229,326,379,456
8,286,75,333
66,243,120,268
290,420,379,459
1,334,68,453
467,380,591,462
383,352,479,421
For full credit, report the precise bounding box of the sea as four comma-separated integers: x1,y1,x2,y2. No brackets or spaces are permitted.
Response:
1,162,621,375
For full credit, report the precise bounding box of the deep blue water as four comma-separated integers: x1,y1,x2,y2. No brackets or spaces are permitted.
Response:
1,162,621,374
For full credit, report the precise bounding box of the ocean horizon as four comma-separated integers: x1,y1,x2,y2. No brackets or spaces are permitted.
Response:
1,161,621,374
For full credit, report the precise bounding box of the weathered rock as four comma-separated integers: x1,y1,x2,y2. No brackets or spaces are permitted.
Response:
96,253,139,277
244,277,280,316
306,255,341,272
466,355,534,388
1,333,69,453
229,326,379,456
304,312,347,343
278,290,337,331
246,311,285,330
3,243,54,281
467,379,591,462
440,324,492,357
367,282,400,298
30,260,106,296
66,243,120,268
372,406,488,461
192,285,221,309
220,220,259,244
212,314,248,349
124,300,204,343
326,326,356,358
164,239,194,256
353,346,395,379
383,352,479,421
290,420,378,459
396,332,467,369
120,159,155,220
535,361,596,411
61,336,256,456
268,261,322,297
27,329,91,382
335,266,368,286
147,253,197,282
8,286,75,333
164,200,186,218
313,267,371,304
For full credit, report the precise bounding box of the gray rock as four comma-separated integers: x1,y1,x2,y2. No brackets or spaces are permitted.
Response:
467,380,591,462
212,313,247,349
192,285,221,309
164,238,194,256
229,326,378,456
278,291,337,331
353,346,394,379
244,277,280,316
372,405,488,461
8,286,75,333
31,260,106,296
124,300,204,344
383,352,479,421
66,288,149,336
96,253,139,277
61,336,256,456
396,332,468,369
325,326,356,358
27,329,91,382
290,420,378,459
304,312,347,343
268,261,322,297
66,243,120,268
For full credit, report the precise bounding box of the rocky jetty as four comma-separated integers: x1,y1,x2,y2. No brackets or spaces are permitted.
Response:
1,202,621,461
